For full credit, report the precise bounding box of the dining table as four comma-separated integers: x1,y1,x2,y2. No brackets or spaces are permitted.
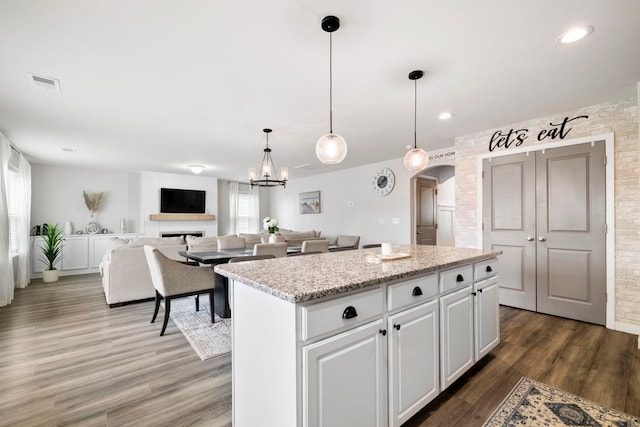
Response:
179,244,355,318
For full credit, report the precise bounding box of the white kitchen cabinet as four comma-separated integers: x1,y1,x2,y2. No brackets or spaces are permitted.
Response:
61,236,90,270
474,276,500,360
388,298,439,427
303,319,387,427
440,285,475,390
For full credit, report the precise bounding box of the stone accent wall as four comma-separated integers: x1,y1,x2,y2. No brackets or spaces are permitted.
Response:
454,97,639,329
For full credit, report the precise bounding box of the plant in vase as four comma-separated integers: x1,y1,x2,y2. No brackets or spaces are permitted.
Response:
83,191,103,234
263,217,281,243
40,223,63,283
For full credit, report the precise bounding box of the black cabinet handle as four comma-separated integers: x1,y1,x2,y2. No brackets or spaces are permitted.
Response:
478,288,484,293
379,329,387,336
486,266,493,272
456,274,464,282
471,291,477,296
394,324,401,331
342,306,358,320
412,286,423,296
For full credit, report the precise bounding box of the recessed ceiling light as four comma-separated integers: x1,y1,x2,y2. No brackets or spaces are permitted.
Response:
438,112,453,120
559,26,593,44
188,165,205,174
27,73,61,93
61,148,76,153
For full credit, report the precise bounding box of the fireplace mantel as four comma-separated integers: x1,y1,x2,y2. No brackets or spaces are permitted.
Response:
149,214,216,221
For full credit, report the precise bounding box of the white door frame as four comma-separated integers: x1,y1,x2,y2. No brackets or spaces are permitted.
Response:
476,133,615,329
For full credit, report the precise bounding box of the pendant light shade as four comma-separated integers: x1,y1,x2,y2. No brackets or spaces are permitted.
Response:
403,70,429,171
316,15,347,164
249,129,288,188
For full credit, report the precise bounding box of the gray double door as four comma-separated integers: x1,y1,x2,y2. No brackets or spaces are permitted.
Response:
483,141,606,325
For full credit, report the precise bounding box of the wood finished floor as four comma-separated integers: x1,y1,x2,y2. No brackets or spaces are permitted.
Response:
0,275,638,426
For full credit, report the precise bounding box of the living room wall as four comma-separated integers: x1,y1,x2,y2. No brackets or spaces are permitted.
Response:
31,165,140,234
269,158,415,246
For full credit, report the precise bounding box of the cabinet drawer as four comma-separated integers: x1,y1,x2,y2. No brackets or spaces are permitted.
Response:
474,258,498,281
440,265,473,293
301,288,384,341
387,274,438,311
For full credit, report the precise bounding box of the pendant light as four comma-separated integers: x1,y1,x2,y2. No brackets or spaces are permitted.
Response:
249,129,288,188
316,15,347,164
403,70,429,171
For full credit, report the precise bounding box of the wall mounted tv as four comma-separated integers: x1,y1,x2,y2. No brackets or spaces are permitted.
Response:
160,188,206,214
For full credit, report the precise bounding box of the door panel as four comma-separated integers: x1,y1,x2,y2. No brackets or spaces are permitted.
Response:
483,153,537,311
416,178,437,245
536,142,606,325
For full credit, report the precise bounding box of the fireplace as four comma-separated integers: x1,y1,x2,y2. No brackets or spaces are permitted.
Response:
160,231,204,238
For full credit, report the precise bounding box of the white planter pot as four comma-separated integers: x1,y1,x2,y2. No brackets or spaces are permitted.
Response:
42,269,59,283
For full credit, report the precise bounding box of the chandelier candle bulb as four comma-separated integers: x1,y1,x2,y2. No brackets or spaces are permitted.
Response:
281,167,288,181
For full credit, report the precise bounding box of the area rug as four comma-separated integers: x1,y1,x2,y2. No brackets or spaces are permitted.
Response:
167,297,231,361
483,377,640,427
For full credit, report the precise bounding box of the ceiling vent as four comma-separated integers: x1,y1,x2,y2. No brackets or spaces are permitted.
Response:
27,73,61,93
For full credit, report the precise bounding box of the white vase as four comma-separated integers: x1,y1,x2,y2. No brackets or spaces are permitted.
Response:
269,234,277,243
120,217,127,234
42,269,59,283
64,220,73,235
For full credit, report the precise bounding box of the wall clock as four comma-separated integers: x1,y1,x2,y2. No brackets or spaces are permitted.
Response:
373,167,395,196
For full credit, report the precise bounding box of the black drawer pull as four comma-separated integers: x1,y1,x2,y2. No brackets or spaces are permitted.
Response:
379,329,387,336
412,286,423,296
486,266,493,272
478,288,484,293
456,274,464,282
342,306,358,319
471,291,477,296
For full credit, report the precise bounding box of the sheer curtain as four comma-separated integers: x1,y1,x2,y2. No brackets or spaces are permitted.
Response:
0,136,15,306
229,181,240,235
15,154,31,288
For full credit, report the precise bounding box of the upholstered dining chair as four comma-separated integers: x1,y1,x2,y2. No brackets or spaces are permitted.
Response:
217,236,246,250
335,235,361,249
253,242,287,258
301,240,329,253
144,245,216,336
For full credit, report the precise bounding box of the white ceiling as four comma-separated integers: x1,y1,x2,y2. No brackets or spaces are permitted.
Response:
1,0,639,181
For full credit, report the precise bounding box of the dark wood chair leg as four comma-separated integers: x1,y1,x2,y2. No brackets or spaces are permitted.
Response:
151,290,162,324
195,294,200,311
209,291,215,323
160,297,171,336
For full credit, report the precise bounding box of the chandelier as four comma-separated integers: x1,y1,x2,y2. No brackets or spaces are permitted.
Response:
249,129,288,188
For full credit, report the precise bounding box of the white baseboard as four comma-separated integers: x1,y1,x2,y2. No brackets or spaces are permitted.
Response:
614,321,640,341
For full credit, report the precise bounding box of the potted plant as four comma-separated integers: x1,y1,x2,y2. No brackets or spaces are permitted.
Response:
40,223,63,283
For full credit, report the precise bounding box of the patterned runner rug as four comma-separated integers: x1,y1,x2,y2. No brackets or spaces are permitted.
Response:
483,377,640,427
166,297,232,360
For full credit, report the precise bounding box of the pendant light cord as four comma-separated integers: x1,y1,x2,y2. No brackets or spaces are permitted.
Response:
329,32,333,133
414,78,417,149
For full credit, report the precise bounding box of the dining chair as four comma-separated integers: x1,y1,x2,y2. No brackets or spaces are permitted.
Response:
302,240,329,253
144,245,216,336
217,236,247,250
335,235,361,249
253,242,287,258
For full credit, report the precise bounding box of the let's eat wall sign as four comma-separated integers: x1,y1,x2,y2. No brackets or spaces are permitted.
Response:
488,114,589,152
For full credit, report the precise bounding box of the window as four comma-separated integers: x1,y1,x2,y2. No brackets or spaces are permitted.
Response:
237,183,259,233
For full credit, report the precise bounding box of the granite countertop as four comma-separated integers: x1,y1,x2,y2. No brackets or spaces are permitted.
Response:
214,245,501,303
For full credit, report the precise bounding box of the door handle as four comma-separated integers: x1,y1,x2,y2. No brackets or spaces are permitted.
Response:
526,235,534,241
417,231,422,234
538,236,546,242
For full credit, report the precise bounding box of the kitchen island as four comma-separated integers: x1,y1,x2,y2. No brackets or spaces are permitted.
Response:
215,245,501,427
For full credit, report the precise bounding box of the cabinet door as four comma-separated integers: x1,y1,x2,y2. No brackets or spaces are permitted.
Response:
91,236,112,268
440,285,474,390
475,277,500,360
303,319,386,427
61,237,89,270
388,299,439,427
31,237,47,273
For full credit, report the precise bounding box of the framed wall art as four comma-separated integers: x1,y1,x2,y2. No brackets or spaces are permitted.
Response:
299,191,321,214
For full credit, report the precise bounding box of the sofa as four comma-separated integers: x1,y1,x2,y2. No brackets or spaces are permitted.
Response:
100,236,188,306
100,230,324,307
